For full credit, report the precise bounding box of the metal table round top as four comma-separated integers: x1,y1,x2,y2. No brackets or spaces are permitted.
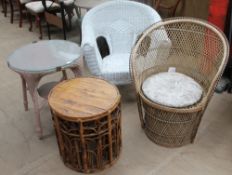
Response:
7,40,82,74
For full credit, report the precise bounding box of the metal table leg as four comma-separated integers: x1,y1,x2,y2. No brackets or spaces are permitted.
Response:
21,73,43,139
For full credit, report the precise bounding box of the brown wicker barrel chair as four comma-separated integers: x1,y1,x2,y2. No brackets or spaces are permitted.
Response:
130,18,229,147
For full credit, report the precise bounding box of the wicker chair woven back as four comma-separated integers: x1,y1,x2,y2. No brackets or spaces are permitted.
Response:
130,18,229,147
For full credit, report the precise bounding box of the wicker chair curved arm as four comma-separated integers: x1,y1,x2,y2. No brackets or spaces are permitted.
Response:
81,20,103,76
130,22,172,94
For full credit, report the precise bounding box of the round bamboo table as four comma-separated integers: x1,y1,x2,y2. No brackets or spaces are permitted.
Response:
48,77,121,173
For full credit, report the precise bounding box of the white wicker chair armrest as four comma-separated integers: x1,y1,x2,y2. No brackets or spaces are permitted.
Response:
81,23,103,76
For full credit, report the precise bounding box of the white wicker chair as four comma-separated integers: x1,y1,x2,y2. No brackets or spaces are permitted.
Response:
81,0,162,85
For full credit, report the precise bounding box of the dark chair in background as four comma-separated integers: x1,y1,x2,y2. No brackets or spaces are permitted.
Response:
142,0,183,17
4,0,14,23
1,0,6,15
42,0,79,40
224,0,232,92
154,0,183,17
42,0,67,40
1,0,31,27
25,0,60,39
16,0,31,27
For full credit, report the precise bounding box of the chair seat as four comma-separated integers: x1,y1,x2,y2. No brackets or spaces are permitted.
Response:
20,0,31,4
59,0,74,6
101,53,131,84
142,72,203,108
25,1,60,13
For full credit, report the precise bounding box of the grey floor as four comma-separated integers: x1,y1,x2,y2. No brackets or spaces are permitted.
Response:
1,8,232,175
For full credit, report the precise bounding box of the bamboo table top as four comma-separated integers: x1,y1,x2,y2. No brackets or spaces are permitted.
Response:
48,77,121,121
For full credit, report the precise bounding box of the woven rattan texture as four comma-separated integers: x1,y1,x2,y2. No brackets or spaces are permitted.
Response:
51,105,122,173
130,18,229,147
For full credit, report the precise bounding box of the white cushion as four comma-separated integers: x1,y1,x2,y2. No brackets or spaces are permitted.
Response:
25,1,60,13
19,0,31,4
142,72,203,108
59,0,74,6
101,53,131,84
